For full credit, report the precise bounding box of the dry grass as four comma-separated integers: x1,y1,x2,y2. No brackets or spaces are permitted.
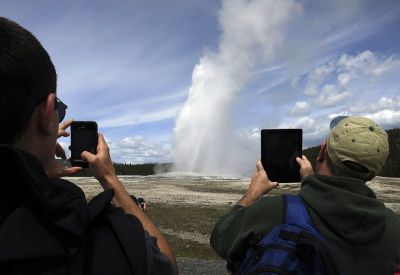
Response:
147,203,230,259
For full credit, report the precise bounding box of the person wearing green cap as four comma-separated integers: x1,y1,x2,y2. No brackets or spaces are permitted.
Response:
210,116,400,274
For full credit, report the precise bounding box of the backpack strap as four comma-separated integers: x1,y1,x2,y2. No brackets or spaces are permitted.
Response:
282,195,342,275
284,194,313,226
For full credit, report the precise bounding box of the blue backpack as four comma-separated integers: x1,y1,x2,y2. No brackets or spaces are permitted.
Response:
238,195,343,275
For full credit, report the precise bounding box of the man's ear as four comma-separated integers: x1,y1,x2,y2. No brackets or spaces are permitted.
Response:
37,93,57,135
317,140,327,163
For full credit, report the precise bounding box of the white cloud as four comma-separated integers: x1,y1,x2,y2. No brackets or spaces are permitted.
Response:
371,56,400,77
337,50,400,77
364,110,400,127
337,50,373,71
108,136,173,164
99,105,180,128
342,95,400,128
57,135,173,164
304,63,335,96
302,51,400,109
289,101,310,116
337,72,353,86
279,116,315,132
314,85,351,108
321,95,400,129
349,95,400,113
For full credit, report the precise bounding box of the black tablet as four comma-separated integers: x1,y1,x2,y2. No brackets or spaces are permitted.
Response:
261,129,302,183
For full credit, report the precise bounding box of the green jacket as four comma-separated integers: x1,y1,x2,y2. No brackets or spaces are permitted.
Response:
210,174,400,274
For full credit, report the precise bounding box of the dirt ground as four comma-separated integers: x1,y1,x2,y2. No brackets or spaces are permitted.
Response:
68,175,400,214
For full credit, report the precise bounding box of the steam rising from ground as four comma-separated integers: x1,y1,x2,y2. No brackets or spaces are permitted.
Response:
173,0,301,175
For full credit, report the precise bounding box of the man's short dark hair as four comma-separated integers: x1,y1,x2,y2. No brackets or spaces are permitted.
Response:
326,152,371,180
0,17,57,144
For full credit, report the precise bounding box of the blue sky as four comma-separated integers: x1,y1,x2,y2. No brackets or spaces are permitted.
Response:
2,0,400,174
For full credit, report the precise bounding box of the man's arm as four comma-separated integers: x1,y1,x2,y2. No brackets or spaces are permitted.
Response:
210,161,282,270
81,134,177,273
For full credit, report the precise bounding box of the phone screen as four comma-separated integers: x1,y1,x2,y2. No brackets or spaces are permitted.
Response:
71,121,98,168
261,129,302,183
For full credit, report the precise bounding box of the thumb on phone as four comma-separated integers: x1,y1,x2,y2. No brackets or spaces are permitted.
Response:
81,151,95,163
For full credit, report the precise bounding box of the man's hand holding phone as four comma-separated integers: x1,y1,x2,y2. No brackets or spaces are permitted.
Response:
81,134,119,190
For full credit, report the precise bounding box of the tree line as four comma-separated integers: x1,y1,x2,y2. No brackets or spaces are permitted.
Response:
72,128,399,178
72,162,173,177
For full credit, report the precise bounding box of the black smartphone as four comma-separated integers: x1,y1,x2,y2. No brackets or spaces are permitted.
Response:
71,121,98,168
261,129,302,183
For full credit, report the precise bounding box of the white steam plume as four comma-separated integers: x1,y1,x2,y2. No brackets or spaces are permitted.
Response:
173,0,301,176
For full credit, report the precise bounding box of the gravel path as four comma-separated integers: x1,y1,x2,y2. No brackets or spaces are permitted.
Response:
177,257,228,275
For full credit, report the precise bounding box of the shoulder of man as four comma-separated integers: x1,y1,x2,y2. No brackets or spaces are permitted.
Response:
211,195,285,271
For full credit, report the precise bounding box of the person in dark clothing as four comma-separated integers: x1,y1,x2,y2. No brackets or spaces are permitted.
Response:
211,116,400,274
0,17,176,274
130,195,147,212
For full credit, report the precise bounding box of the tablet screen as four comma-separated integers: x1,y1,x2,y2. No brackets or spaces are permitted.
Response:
261,129,302,183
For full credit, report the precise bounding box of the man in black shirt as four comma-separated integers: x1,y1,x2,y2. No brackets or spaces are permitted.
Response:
0,17,176,274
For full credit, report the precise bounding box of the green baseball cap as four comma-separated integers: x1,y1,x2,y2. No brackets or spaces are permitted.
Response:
327,116,389,180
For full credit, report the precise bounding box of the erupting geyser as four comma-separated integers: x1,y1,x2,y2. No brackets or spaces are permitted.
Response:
173,0,301,175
